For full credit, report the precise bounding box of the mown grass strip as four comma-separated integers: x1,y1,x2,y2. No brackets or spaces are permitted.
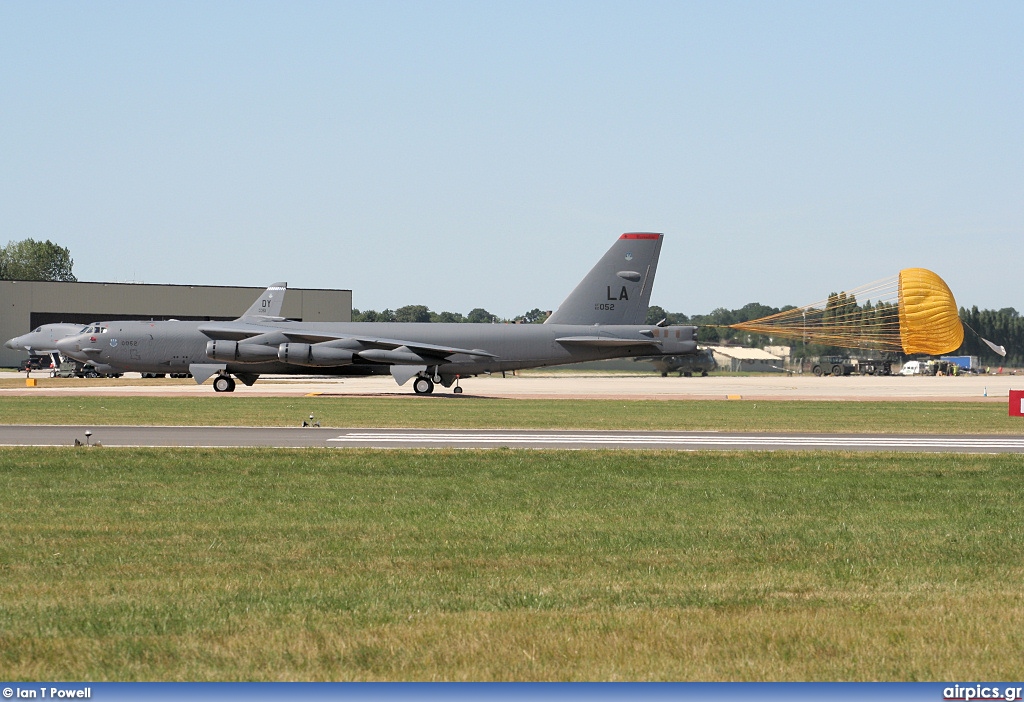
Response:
0,396,1020,433
2,447,1022,680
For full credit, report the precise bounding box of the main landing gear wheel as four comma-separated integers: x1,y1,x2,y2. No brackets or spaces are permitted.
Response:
213,375,236,393
413,377,434,395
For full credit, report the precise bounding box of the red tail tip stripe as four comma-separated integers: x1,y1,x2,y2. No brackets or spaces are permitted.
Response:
619,233,661,240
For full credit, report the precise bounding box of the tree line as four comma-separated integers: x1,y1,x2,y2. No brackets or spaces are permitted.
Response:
958,306,1023,367
352,305,549,324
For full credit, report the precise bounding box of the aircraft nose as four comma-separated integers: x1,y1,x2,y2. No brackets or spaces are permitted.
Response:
56,336,84,358
4,337,20,350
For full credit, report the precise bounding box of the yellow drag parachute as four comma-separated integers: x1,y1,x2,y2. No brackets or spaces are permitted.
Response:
897,268,964,354
730,268,964,355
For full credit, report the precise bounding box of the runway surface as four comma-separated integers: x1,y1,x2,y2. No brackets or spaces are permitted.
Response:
2,425,1023,453
2,370,1021,401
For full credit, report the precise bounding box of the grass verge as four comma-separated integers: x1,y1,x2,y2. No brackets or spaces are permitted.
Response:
0,396,1020,433
2,447,1022,680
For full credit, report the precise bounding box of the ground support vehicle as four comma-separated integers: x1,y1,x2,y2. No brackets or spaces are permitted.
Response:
940,355,980,373
20,352,59,372
899,360,928,375
855,359,892,375
53,360,97,378
51,359,122,379
811,356,855,376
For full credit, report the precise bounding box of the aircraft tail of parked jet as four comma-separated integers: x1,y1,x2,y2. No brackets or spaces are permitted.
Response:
545,233,662,325
239,282,287,320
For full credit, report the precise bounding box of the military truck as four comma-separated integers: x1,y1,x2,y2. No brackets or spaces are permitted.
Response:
810,356,892,376
854,358,892,375
811,356,855,376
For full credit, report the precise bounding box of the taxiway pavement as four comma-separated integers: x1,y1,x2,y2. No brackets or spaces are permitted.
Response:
2,425,1022,453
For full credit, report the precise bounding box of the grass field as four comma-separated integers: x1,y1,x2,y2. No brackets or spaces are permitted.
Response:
2,447,1023,680
0,396,1020,433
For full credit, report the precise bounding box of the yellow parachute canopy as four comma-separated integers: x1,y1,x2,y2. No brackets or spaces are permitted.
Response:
897,268,964,354
729,268,964,355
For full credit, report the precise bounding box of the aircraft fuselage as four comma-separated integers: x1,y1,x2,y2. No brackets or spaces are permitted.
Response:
59,319,698,378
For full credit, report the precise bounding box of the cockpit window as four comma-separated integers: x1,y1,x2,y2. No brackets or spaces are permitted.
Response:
33,327,42,333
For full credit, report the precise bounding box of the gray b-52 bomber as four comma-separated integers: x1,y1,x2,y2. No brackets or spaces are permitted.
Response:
5,323,86,356
57,233,698,394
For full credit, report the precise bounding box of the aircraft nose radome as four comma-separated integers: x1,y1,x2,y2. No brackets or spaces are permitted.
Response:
4,337,20,349
55,337,81,355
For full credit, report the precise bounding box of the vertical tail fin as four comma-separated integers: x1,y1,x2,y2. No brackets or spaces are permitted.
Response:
237,282,287,320
545,233,662,325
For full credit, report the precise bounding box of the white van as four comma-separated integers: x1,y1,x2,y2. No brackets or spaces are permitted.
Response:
898,360,928,376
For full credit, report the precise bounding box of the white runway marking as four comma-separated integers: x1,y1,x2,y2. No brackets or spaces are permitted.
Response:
2,426,1020,452
329,432,1024,451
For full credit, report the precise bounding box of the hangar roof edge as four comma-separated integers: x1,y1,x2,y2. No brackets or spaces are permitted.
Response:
0,280,350,294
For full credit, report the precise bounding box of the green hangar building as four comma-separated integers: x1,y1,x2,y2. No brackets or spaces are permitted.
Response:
0,280,352,368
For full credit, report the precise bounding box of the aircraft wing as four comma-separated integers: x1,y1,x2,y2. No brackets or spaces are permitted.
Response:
279,331,499,359
198,323,277,341
200,324,497,359
555,336,661,347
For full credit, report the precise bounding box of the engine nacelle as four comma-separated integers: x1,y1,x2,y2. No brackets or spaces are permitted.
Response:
206,340,279,363
277,343,354,367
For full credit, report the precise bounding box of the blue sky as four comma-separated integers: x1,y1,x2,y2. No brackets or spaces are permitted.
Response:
2,1,1021,318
